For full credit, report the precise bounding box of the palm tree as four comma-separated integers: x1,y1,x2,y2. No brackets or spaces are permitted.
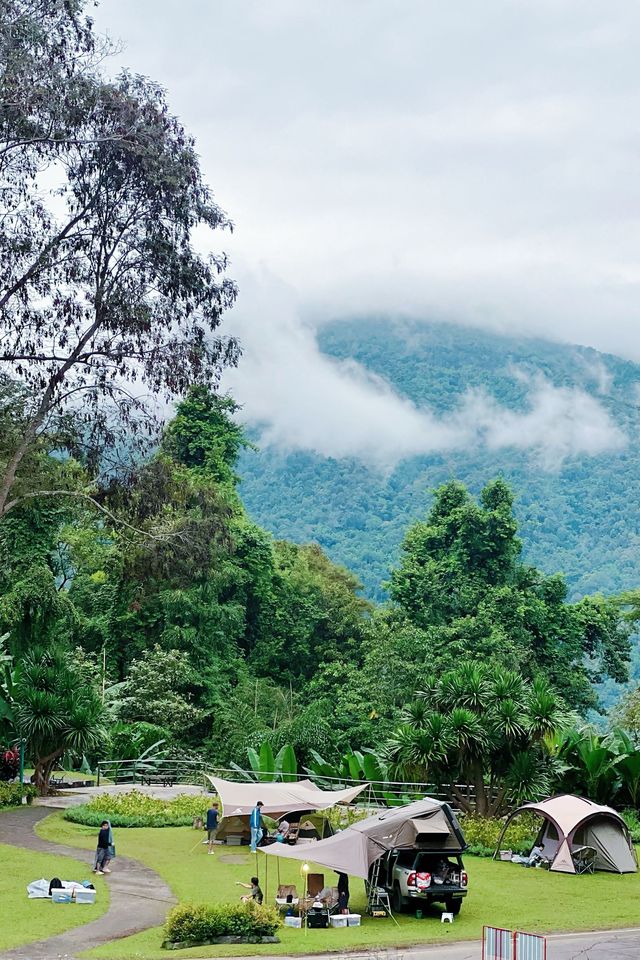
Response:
14,647,105,794
386,662,566,816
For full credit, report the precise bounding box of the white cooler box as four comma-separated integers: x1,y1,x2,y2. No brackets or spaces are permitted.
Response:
347,914,361,926
51,889,73,904
75,888,97,904
329,915,348,928
284,916,302,928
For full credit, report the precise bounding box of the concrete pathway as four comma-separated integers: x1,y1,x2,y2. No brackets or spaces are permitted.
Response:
0,804,176,960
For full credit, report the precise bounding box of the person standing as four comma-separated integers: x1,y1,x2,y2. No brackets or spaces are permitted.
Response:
94,820,113,875
249,801,264,853
337,872,350,912
206,802,219,855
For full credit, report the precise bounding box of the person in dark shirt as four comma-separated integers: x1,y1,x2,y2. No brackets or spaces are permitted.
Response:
94,820,112,875
206,802,219,855
237,876,263,904
337,872,350,912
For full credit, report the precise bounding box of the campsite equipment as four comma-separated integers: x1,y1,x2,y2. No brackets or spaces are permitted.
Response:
347,913,361,926
284,916,302,928
206,775,368,818
494,795,637,874
52,889,73,903
261,797,466,879
75,888,97,904
307,905,328,929
330,914,348,927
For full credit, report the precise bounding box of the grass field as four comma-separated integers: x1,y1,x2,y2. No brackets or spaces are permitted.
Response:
0,840,109,953
34,811,640,960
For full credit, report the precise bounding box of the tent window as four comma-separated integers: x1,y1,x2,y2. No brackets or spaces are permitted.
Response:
545,822,559,841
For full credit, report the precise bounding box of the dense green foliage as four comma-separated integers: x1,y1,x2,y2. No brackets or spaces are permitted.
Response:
0,782,35,808
65,790,210,828
238,317,640,607
165,902,281,945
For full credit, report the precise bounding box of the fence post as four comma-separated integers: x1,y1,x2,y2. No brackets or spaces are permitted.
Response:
96,763,101,787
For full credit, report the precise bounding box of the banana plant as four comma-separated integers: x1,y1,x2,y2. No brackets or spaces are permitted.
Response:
231,741,299,782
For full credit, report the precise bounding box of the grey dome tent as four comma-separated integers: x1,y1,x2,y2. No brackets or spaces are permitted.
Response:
494,795,637,874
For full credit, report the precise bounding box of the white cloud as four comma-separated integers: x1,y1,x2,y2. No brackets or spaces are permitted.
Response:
224,273,626,468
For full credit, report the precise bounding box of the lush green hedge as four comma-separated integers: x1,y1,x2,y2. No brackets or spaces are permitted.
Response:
459,813,538,857
64,789,211,828
622,809,640,843
165,902,280,945
0,783,36,809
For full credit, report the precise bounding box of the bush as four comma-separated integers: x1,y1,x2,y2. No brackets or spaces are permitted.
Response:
0,748,19,781
459,813,538,857
165,902,281,945
0,783,36,808
64,789,212,828
622,809,640,843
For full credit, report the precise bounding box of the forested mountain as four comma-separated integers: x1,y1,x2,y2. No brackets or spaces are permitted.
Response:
237,317,640,603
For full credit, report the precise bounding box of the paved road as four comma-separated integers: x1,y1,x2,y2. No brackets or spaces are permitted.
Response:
232,928,640,960
0,804,175,960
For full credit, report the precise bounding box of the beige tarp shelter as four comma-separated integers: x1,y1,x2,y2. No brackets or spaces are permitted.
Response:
206,775,368,819
261,798,466,879
494,795,637,874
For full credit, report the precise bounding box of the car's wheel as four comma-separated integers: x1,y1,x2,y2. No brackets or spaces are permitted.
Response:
445,898,462,916
392,884,405,913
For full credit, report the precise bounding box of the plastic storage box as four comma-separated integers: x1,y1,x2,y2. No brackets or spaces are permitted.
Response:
329,915,348,927
51,889,73,903
284,916,302,928
75,888,97,904
346,914,361,926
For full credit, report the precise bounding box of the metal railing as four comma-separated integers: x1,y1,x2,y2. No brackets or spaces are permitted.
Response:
95,761,489,810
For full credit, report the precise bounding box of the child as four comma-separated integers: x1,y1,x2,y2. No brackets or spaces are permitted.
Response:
236,876,263,904
94,820,113,875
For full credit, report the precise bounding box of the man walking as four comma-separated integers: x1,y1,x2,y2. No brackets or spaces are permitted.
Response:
250,801,264,853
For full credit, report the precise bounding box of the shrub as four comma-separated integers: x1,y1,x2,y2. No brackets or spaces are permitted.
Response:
622,809,640,843
459,813,538,857
0,748,19,781
0,783,36,808
64,789,213,828
165,902,281,945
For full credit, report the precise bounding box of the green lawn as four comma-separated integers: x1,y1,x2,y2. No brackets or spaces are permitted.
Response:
0,840,109,953
34,811,640,960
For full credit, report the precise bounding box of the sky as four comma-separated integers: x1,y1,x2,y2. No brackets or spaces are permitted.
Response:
94,0,640,465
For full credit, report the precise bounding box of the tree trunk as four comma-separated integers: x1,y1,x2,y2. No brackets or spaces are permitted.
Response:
472,763,489,816
34,750,63,796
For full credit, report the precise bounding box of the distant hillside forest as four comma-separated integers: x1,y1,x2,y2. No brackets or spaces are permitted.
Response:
238,317,640,606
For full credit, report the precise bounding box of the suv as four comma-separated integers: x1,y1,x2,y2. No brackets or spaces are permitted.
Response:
380,848,468,915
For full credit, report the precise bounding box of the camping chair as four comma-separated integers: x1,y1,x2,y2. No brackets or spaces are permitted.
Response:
275,884,299,911
572,845,597,875
286,821,300,845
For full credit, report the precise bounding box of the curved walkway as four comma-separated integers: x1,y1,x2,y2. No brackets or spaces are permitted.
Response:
0,804,176,960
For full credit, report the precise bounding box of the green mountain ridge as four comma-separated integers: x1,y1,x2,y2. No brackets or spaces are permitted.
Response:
237,317,640,608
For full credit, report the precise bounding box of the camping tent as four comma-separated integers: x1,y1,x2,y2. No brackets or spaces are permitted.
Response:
216,810,332,844
206,776,368,845
494,795,637,874
206,775,368,818
261,798,466,879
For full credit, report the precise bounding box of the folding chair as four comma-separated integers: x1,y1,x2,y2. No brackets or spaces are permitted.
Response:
572,845,596,875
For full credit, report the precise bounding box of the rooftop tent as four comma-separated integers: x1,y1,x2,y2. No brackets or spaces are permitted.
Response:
494,795,638,875
261,798,467,880
206,775,368,819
